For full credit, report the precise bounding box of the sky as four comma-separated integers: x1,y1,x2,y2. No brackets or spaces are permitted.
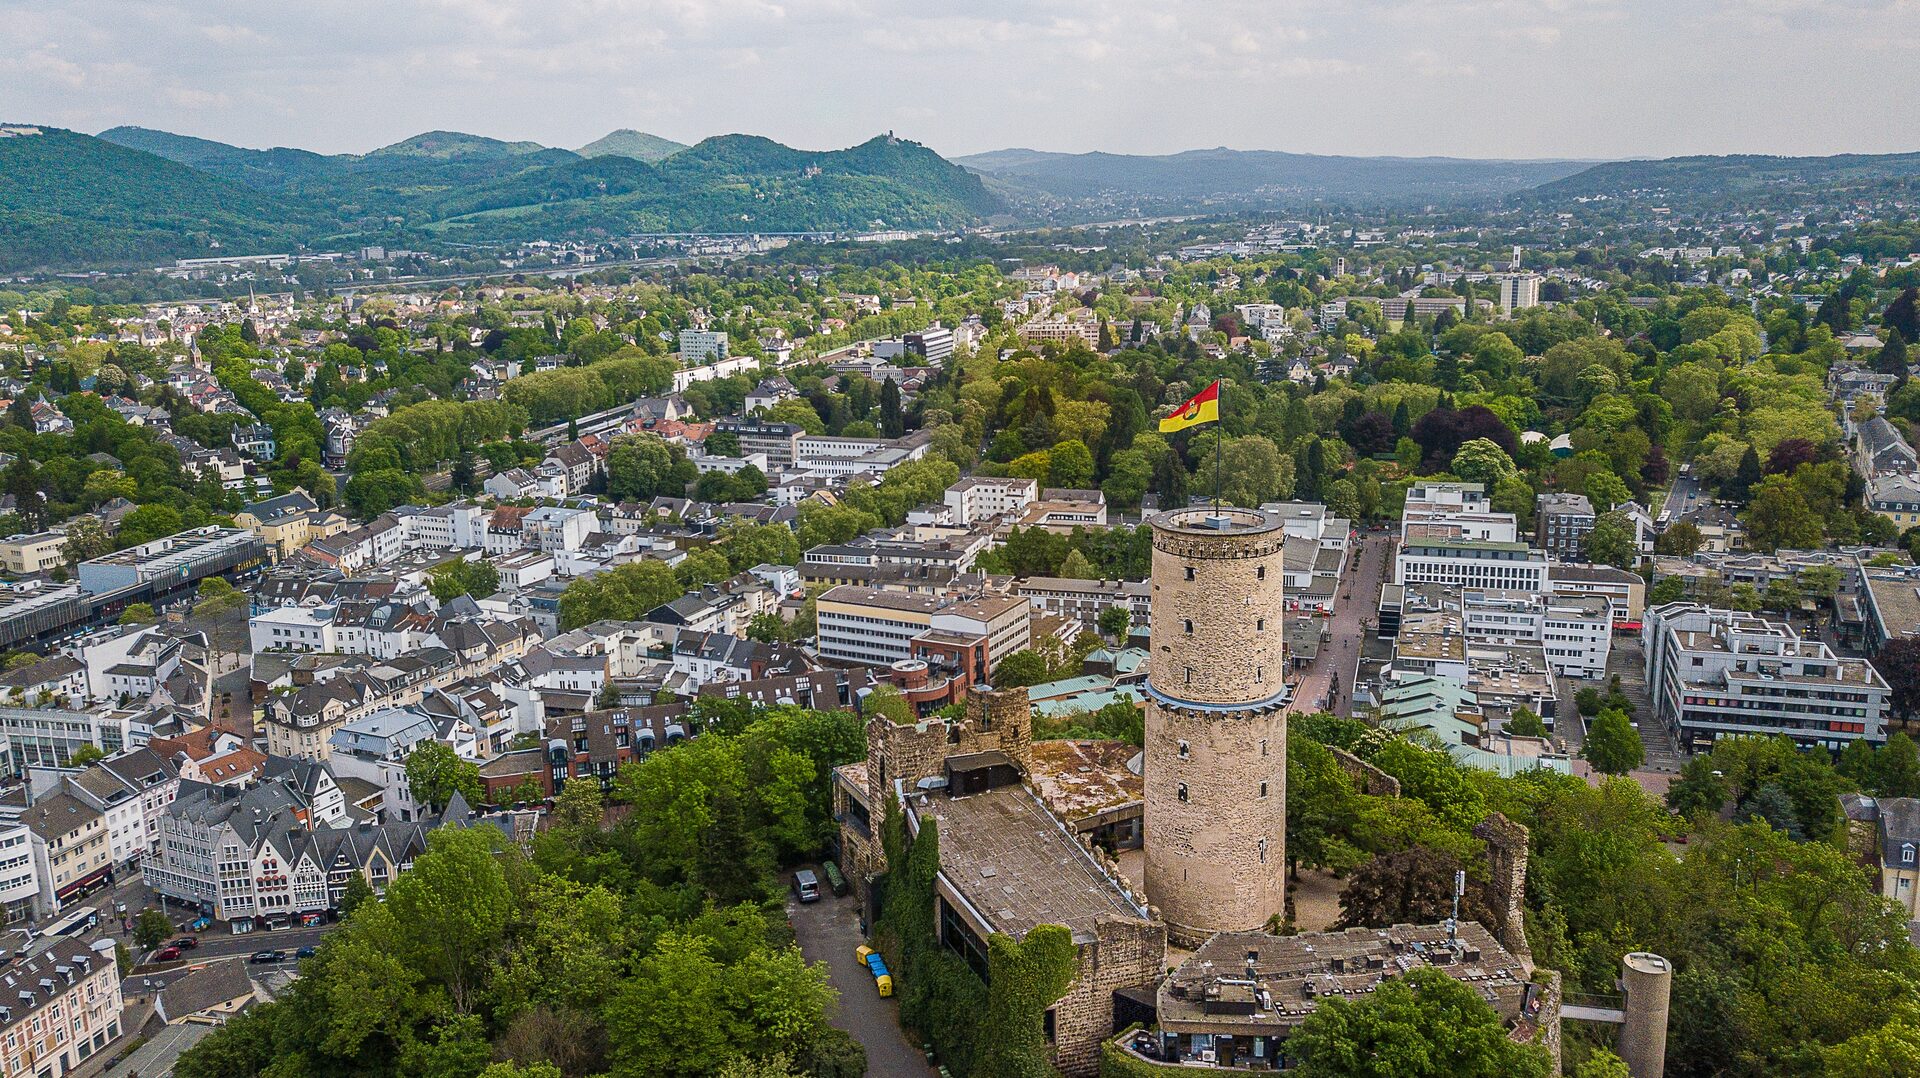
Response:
3,0,1917,162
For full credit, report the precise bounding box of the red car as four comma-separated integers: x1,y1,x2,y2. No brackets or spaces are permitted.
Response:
155,946,181,961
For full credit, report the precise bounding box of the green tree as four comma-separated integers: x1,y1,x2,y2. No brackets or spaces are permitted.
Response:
61,516,113,566
69,744,105,766
1286,967,1553,1078
1587,510,1637,568
134,908,173,950
1585,708,1644,775
117,503,184,546
993,650,1052,689
118,602,156,625
558,560,682,629
1506,707,1547,738
1449,438,1518,487
426,559,501,603
337,873,375,920
1097,605,1131,641
404,741,483,814
1584,470,1631,512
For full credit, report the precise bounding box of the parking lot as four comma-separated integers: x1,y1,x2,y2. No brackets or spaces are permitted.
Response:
786,872,936,1077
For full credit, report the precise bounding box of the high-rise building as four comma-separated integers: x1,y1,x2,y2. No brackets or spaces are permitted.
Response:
1497,273,1542,315
903,324,954,363
677,329,730,364
1141,507,1290,947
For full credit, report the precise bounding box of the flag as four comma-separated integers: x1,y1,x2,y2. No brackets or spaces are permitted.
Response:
1159,380,1221,433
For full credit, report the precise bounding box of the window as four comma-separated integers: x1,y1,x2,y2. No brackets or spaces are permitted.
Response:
1258,837,1267,862
1256,618,1265,631
1185,567,1195,581
1043,1009,1057,1045
1905,843,1915,865
1257,566,1266,580
1259,781,1268,798
1178,740,1190,759
1183,619,1193,635
1177,783,1189,802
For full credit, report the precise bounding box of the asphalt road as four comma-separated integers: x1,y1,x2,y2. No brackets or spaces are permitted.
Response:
1291,532,1394,718
787,882,936,1077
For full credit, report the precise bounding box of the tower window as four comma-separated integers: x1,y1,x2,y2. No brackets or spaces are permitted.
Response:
1185,666,1193,685
1178,740,1190,759
1260,740,1268,756
1257,566,1266,580
1183,618,1193,635
1256,618,1265,631
1259,781,1268,798
1177,783,1189,802
1258,838,1267,863
1185,567,1196,581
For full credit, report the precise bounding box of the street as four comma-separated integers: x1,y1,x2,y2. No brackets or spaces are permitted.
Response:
1290,532,1394,718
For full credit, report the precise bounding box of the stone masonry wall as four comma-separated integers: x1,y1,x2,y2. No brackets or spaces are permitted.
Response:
1049,915,1169,1078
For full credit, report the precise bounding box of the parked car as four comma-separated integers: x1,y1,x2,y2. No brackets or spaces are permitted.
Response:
155,947,181,961
791,869,821,903
294,946,318,959
248,950,285,964
166,937,198,951
186,917,212,932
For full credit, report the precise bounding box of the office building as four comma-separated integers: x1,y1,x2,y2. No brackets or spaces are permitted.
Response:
1644,602,1889,753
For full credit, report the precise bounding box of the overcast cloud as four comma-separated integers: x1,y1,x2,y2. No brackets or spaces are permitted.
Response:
2,0,1916,161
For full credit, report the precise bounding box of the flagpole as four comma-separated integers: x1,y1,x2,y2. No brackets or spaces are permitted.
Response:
1213,384,1222,512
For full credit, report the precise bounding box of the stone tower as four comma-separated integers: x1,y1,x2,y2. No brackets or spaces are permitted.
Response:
1141,506,1290,946
1617,952,1673,1078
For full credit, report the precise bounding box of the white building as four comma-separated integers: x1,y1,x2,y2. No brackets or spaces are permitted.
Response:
1643,602,1890,753
944,477,1039,526
678,329,730,363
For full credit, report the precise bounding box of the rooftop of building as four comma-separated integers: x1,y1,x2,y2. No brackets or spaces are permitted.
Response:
1025,739,1143,824
909,780,1146,943
1157,922,1535,1035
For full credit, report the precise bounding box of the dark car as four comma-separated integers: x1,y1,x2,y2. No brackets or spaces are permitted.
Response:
166,937,198,950
295,946,318,959
248,950,285,964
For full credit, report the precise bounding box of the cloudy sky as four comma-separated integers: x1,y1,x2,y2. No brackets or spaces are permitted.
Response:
3,0,1916,161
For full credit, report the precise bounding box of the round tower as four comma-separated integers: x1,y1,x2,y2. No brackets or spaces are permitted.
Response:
1142,506,1290,946
1617,952,1672,1078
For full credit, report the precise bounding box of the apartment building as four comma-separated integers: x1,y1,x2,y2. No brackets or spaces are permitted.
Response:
17,794,111,914
816,587,1030,682
1535,493,1596,562
1016,577,1151,630
903,324,955,363
1396,538,1550,593
145,778,458,924
945,477,1040,525
677,329,730,363
0,532,67,577
1643,602,1889,753
0,938,123,1077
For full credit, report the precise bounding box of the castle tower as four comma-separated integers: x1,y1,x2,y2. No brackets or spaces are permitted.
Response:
1141,507,1290,946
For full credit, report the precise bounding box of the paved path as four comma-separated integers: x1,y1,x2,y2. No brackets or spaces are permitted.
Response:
787,883,937,1077
1291,532,1394,718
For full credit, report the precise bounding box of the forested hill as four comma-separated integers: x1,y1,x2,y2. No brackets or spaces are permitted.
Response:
2,127,1005,272
1525,152,1920,207
956,146,1595,209
0,125,317,271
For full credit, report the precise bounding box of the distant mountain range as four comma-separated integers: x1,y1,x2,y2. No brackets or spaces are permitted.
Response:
0,125,999,272
6,125,1920,273
955,147,1596,210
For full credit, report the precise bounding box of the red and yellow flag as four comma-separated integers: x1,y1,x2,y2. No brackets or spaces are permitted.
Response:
1159,380,1221,433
